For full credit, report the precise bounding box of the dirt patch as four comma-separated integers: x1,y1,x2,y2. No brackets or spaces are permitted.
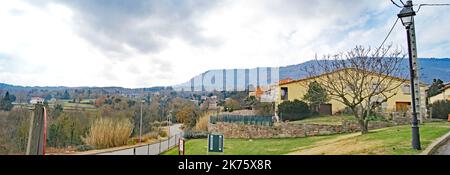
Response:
287,129,389,155
289,136,383,155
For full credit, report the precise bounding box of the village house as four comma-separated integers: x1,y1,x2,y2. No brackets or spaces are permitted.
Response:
429,83,450,104
275,68,428,118
29,97,44,104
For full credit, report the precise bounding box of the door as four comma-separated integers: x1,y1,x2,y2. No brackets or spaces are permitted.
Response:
396,102,411,112
319,104,332,115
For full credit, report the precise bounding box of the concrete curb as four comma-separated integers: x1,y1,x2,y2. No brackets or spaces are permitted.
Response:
420,130,450,155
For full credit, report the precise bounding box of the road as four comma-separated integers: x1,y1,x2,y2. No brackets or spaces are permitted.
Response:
168,123,182,137
432,139,450,155
98,124,183,155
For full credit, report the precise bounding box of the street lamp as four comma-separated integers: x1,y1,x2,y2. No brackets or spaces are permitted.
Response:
397,2,415,27
397,0,421,150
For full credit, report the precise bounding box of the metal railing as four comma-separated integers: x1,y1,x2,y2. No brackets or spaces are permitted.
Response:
98,133,182,155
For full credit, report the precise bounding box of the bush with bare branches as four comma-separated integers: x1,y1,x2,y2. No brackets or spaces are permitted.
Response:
304,45,406,134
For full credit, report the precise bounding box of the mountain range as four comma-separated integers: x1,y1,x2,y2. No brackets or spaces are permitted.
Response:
173,58,450,91
1,58,449,94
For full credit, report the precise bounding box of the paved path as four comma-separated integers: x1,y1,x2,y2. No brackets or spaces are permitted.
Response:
169,123,182,137
98,124,183,155
432,139,450,155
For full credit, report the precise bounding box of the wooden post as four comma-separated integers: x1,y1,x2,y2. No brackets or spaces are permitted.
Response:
26,104,45,155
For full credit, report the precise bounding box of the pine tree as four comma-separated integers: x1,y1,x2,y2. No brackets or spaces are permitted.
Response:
0,91,14,111
427,79,444,97
303,81,329,113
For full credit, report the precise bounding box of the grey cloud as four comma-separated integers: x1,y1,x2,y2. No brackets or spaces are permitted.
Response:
25,0,221,57
8,8,25,16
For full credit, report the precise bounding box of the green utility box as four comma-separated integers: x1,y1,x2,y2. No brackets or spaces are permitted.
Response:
208,134,224,153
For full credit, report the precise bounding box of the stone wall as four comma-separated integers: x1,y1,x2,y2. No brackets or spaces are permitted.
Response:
208,117,411,139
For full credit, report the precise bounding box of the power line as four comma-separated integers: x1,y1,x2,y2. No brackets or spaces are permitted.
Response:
375,18,399,55
391,0,403,8
416,3,450,13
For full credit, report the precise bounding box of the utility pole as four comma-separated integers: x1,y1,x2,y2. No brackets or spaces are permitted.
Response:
139,100,144,143
167,111,170,150
397,0,421,150
26,102,46,155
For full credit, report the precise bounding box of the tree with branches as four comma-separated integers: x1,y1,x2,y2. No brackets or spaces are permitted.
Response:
305,45,407,134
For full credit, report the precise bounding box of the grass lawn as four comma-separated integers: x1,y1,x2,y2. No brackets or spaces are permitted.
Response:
162,134,341,155
289,115,356,125
163,121,450,155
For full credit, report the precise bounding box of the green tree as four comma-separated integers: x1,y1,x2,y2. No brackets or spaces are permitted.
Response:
303,81,329,113
62,90,71,100
244,96,258,109
47,112,89,148
175,105,199,129
0,91,15,111
427,79,444,97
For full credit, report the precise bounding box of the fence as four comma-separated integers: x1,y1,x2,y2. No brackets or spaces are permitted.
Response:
210,115,274,126
97,133,182,155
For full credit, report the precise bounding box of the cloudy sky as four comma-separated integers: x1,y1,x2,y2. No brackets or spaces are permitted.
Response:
0,0,449,88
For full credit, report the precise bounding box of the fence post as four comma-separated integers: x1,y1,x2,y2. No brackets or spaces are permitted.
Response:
159,139,162,154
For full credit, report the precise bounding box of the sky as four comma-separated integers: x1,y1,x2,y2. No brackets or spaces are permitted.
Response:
0,0,449,88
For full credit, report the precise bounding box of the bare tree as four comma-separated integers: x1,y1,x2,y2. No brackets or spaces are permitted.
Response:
305,45,406,134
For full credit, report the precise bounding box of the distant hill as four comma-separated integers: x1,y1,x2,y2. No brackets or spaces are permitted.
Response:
173,58,450,91
1,58,449,94
280,58,450,84
0,83,166,96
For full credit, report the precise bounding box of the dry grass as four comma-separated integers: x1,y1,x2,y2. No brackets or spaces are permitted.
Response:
194,112,212,132
289,122,450,155
83,117,133,149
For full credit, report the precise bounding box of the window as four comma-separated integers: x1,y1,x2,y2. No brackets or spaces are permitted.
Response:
281,87,288,100
402,84,411,94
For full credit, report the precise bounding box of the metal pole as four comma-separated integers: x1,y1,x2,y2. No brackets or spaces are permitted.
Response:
406,23,421,150
26,109,35,155
139,101,143,143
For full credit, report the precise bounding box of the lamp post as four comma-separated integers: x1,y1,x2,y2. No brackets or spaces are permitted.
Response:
397,0,421,150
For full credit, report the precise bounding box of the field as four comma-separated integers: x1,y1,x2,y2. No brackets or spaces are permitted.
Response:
13,99,98,112
163,121,450,155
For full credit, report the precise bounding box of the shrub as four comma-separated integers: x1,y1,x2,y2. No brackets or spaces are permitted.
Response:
144,131,159,140
0,108,30,154
367,114,388,122
76,145,96,152
194,112,212,132
183,130,209,139
277,100,311,121
158,129,168,138
255,102,275,116
83,117,133,149
224,98,241,112
431,100,450,119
